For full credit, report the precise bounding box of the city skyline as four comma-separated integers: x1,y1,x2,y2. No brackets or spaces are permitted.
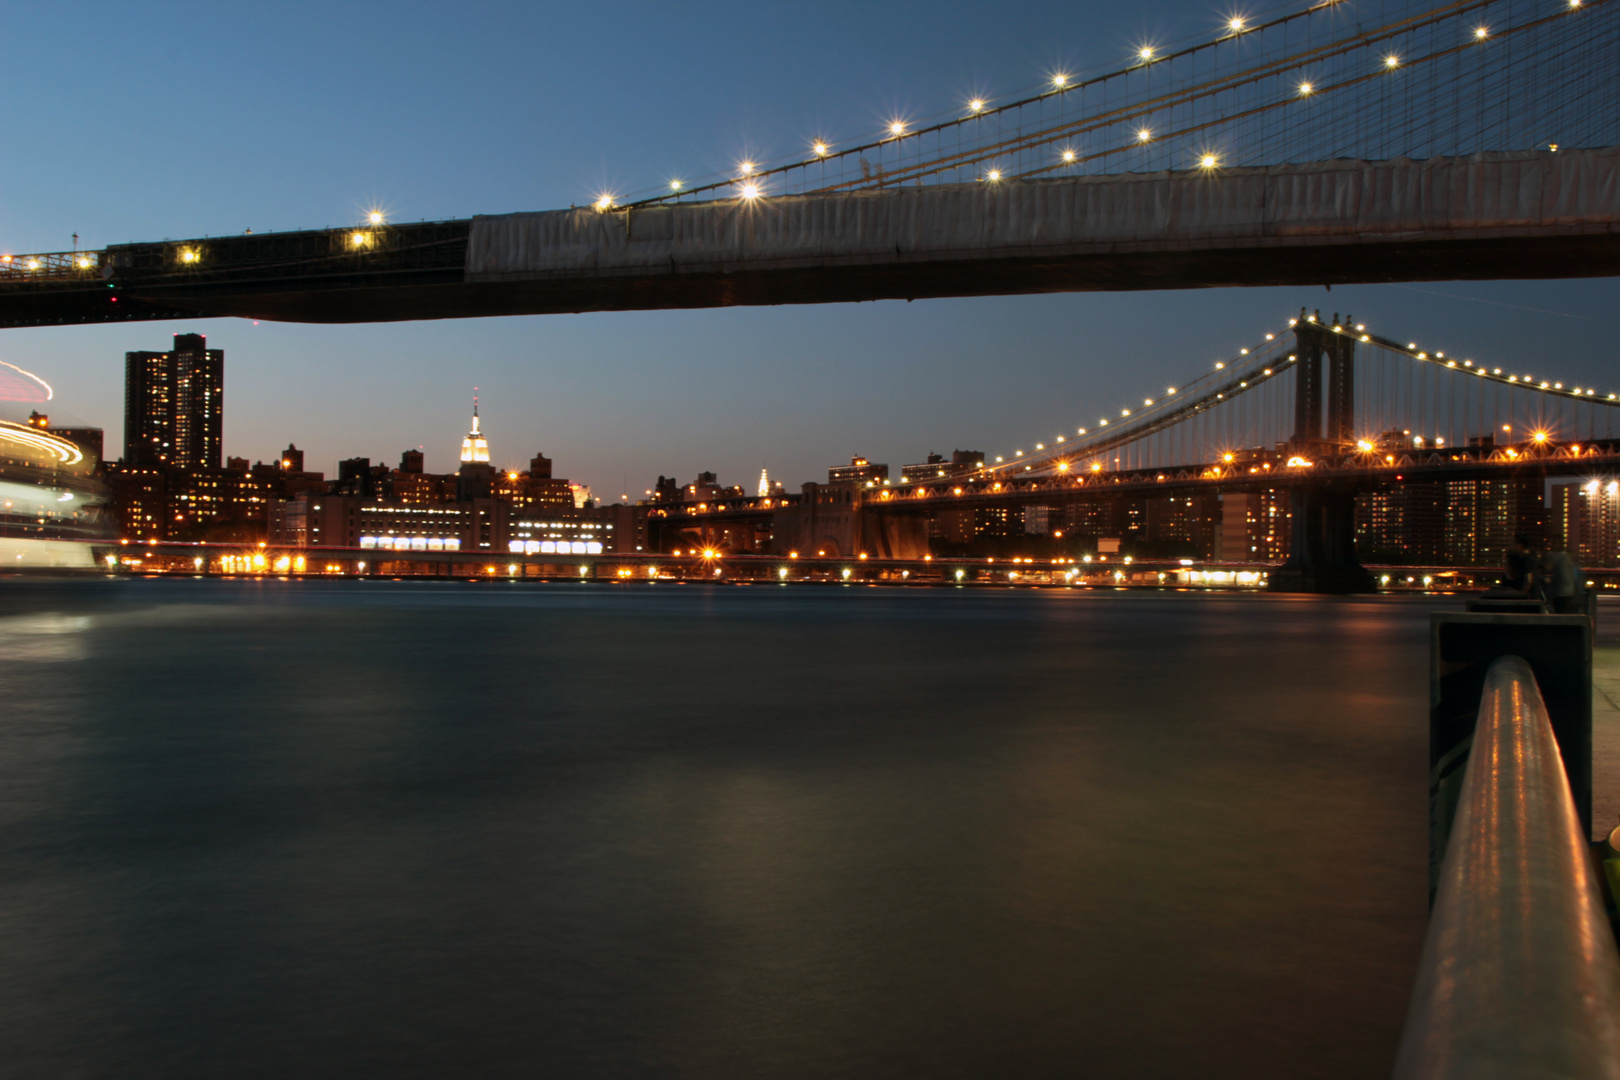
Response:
3,1,1619,497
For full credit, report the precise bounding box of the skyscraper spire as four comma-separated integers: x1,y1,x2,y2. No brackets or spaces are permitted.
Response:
460,393,489,463
758,467,769,497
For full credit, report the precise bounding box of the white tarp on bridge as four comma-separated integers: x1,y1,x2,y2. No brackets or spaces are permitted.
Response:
466,147,1620,282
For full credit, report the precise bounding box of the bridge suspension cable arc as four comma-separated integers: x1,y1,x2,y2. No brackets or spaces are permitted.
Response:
802,0,1504,194
609,0,1610,210
615,0,1366,208
983,312,1620,480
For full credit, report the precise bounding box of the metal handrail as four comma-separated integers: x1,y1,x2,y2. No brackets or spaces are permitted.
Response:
1394,655,1620,1079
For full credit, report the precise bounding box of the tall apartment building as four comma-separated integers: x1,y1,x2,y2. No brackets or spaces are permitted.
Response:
124,333,223,469
1552,479,1620,566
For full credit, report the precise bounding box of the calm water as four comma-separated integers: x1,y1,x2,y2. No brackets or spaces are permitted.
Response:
0,579,1440,1078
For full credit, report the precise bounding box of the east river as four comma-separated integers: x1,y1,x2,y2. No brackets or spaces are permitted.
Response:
0,579,1441,1078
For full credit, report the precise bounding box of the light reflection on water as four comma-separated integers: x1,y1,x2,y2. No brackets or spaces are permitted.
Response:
0,579,1439,1078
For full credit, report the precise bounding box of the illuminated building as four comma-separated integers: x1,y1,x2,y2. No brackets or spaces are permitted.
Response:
1443,477,1544,565
1355,482,1448,564
1552,480,1620,566
460,399,489,463
124,333,222,469
828,456,889,485
1214,490,1291,561
507,515,612,555
900,449,983,483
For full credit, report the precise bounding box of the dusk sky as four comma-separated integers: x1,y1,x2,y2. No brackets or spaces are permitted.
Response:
3,0,1616,499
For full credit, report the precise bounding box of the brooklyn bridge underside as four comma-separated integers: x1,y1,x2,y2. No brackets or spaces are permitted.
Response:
4,148,1618,328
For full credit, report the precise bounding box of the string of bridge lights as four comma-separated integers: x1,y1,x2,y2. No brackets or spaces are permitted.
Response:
589,0,1596,212
979,311,1620,475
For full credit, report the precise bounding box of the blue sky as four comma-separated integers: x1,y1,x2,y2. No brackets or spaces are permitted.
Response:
2,0,1615,499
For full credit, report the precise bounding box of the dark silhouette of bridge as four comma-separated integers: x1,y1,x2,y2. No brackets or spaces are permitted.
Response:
2,0,1616,328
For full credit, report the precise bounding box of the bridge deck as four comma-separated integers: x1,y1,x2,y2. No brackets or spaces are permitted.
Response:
2,149,1617,328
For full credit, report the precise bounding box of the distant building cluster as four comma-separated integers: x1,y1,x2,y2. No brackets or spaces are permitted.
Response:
87,334,646,556
25,333,1600,571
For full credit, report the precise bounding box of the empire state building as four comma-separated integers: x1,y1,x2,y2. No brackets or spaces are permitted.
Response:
461,399,490,463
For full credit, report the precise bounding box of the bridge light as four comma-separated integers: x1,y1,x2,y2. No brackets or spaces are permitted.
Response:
1035,443,1044,450
179,249,197,264
1137,128,1153,143
968,99,986,114
1357,440,1374,452
1056,435,1065,442
1121,409,1130,416
1167,387,1177,394
1298,81,1314,96
1099,419,1108,426
1385,54,1400,69
812,141,829,157
985,169,1002,182
738,182,761,200
1138,45,1155,61
1533,431,1549,443
1475,25,1489,39
350,231,369,247
1214,362,1225,369
1058,462,1070,472
1199,154,1218,169
1051,73,1069,89
670,179,684,191
593,195,614,211
1061,149,1076,163
1078,428,1086,434
888,120,907,137
76,257,89,269
1091,463,1103,472
1362,335,1370,342
1228,16,1246,31
1239,348,1249,354
1144,399,1153,406
368,211,384,225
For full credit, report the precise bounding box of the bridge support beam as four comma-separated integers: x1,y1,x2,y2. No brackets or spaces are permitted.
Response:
1268,482,1376,594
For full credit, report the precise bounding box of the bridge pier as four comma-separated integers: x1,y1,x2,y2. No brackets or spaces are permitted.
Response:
1269,482,1376,594
1269,313,1375,593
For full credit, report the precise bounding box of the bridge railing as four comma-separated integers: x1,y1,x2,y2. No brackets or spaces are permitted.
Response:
1393,653,1620,1079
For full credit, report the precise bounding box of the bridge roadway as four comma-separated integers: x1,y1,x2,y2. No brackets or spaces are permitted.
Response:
648,440,1620,528
3,148,1617,328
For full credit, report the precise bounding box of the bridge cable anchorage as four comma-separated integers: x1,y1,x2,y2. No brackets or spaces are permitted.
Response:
615,0,1613,209
953,311,1620,493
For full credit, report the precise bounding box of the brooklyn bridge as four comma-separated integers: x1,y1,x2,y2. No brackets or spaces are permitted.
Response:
0,0,1615,327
